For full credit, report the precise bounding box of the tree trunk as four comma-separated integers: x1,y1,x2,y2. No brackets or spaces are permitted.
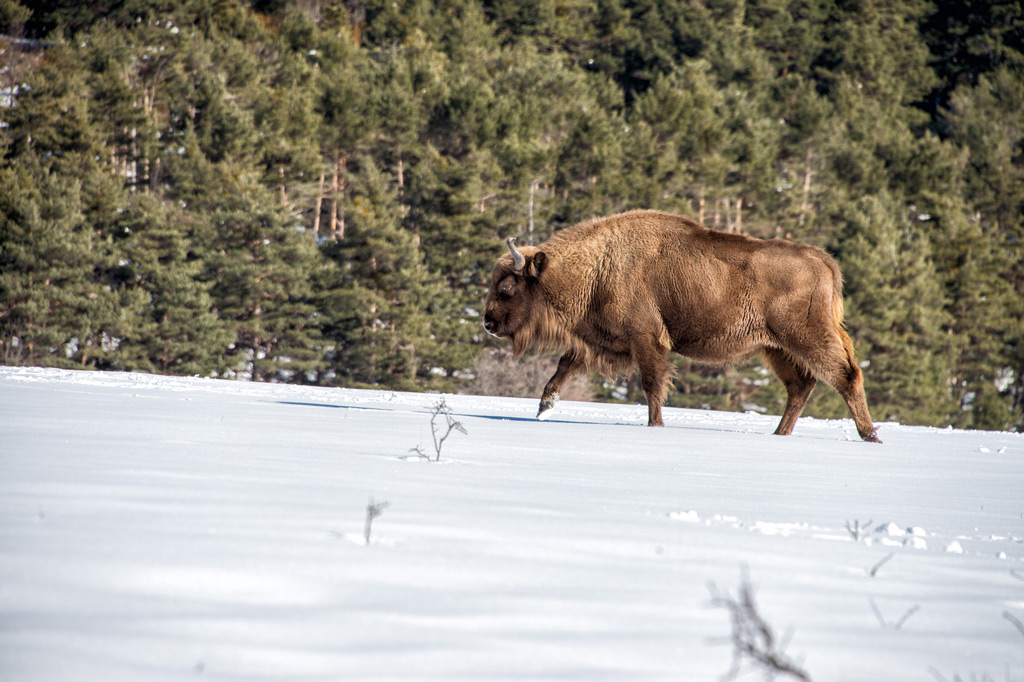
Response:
313,172,325,237
143,87,159,192
396,146,404,198
798,146,813,228
328,166,338,239
129,126,138,192
150,156,161,192
528,179,539,241
329,155,347,240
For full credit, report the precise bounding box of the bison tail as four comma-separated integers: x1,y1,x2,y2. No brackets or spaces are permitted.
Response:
828,261,845,332
823,254,858,370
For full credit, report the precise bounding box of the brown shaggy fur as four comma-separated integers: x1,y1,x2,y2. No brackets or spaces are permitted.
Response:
482,210,880,442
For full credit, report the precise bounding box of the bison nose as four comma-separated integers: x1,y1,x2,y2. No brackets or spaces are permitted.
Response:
483,319,495,334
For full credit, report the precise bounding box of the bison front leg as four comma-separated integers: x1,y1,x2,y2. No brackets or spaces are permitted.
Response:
632,334,673,427
538,351,584,420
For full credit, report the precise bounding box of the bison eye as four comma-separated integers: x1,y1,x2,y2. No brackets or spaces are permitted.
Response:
498,277,516,298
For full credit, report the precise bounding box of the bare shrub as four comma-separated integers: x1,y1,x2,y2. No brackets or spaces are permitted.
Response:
410,398,467,462
928,667,1015,682
867,552,895,578
1005,610,1024,640
870,598,920,630
465,348,594,402
845,518,873,542
709,570,812,682
364,498,389,545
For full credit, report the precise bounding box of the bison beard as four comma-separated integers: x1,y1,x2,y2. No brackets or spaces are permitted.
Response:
482,210,881,443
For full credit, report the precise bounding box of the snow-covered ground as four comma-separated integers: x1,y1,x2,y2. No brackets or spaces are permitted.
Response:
1,366,1022,681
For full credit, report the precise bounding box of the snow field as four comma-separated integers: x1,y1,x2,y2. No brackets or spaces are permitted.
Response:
1,367,1022,681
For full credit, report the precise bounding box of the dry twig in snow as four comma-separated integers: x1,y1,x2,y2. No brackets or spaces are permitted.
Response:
709,570,812,682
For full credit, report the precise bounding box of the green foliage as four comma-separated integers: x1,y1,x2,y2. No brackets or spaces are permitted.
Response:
320,158,446,390
1,0,1021,430
0,155,122,368
828,193,956,426
111,195,234,375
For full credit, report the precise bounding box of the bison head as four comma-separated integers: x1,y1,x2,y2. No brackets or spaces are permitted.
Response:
482,237,548,345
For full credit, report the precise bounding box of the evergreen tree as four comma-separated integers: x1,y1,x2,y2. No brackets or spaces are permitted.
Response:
941,215,1020,430
202,180,325,382
941,68,1024,428
111,194,233,375
309,6,373,240
827,193,955,426
321,158,446,390
632,61,729,221
0,36,133,369
81,23,154,194
920,0,1024,130
814,0,937,112
250,22,322,221
0,154,126,368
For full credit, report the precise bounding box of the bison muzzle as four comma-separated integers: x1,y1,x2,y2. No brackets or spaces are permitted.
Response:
482,210,880,442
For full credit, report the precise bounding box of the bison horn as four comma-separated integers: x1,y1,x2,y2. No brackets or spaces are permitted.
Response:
506,237,526,273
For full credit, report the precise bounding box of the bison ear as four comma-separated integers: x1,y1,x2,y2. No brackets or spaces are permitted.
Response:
526,251,548,280
534,251,547,272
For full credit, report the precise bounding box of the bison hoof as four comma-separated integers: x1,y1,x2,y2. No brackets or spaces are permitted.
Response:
861,429,882,444
537,394,558,420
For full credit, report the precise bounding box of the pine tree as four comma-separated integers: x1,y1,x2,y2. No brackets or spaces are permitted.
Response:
547,72,627,224
920,0,1024,132
942,217,1019,430
320,158,448,390
80,24,154,193
0,35,136,369
251,23,322,224
0,154,125,368
202,181,325,383
826,193,956,426
813,0,938,112
940,68,1024,428
632,60,739,228
310,11,372,240
483,44,605,235
110,194,233,375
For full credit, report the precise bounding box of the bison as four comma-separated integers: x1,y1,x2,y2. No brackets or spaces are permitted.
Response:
482,209,880,442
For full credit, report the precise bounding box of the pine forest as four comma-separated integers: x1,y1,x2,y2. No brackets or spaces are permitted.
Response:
1,0,1022,431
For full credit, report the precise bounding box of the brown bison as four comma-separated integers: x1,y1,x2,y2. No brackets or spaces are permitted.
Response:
482,209,880,442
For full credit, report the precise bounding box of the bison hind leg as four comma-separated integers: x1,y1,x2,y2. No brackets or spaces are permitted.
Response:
772,332,881,443
763,348,817,436
826,348,881,443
